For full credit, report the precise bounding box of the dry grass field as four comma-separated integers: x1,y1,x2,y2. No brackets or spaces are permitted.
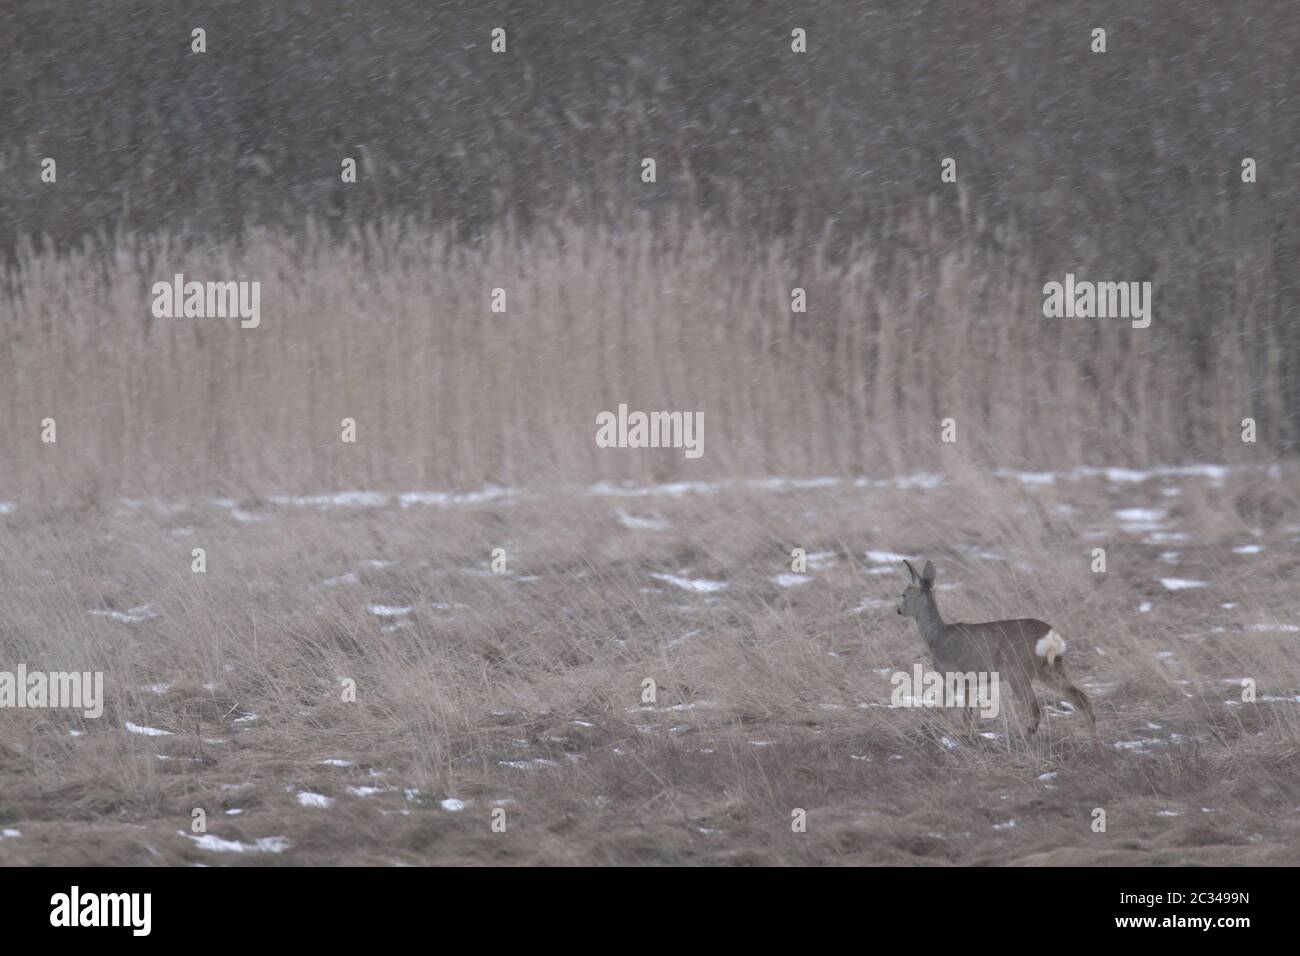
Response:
0,215,1290,500
2,458,1298,865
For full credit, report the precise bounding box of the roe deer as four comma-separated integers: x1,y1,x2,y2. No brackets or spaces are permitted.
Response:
896,559,1095,734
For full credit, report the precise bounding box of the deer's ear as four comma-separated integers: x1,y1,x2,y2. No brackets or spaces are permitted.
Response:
920,561,936,585
902,559,917,581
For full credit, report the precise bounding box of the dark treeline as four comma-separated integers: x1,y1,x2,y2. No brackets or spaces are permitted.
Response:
3,0,1298,444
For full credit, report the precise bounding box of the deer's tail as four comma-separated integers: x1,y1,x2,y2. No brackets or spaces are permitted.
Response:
1035,629,1067,668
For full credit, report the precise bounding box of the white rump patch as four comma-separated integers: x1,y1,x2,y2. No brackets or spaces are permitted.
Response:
1035,630,1066,663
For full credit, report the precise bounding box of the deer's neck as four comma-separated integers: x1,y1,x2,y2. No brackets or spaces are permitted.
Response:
914,590,946,646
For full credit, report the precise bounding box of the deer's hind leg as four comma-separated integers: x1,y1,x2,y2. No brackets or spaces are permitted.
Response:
1040,660,1097,727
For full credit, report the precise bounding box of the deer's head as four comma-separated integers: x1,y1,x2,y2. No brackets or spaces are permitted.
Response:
897,559,936,617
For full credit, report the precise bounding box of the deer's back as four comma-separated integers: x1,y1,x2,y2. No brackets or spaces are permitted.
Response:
929,618,1053,675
